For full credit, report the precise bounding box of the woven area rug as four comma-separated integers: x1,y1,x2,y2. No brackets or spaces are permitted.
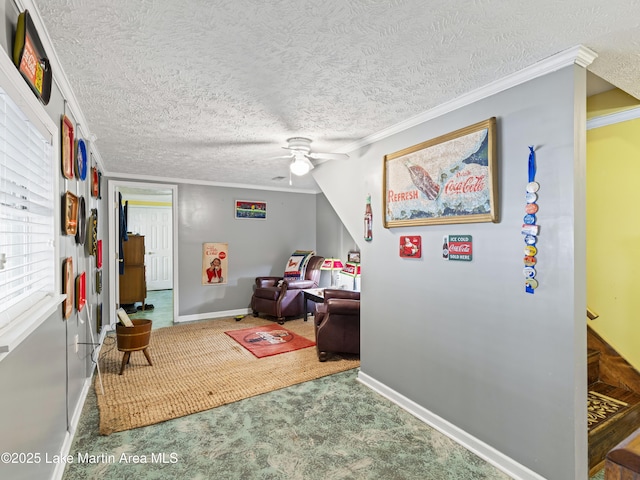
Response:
225,324,315,358
96,316,359,435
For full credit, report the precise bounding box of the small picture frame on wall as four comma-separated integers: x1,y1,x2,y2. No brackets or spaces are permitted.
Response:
347,251,361,263
399,235,422,258
91,167,100,197
202,242,228,285
62,257,73,319
61,115,74,179
235,200,266,220
63,191,79,235
75,272,86,312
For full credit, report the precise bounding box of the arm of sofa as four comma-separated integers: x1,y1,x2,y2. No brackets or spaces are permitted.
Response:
324,289,361,302
283,279,315,290
255,276,283,288
325,298,360,315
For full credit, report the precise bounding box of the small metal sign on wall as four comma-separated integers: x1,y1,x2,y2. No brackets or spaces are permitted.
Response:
443,235,472,261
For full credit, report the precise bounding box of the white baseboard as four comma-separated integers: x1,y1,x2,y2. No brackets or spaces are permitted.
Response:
176,307,251,323
356,371,546,480
52,377,93,480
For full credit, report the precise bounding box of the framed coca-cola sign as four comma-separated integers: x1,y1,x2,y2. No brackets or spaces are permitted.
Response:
383,117,498,227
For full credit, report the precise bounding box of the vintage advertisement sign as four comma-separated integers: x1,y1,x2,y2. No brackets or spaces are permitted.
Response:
235,200,266,219
383,118,497,227
444,235,473,261
202,242,228,285
399,235,422,258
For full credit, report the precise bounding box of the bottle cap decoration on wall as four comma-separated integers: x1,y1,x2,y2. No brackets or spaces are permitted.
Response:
522,146,539,294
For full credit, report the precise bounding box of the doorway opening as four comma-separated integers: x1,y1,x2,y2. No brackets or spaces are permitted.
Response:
108,181,178,330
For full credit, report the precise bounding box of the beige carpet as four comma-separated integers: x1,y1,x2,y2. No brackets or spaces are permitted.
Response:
96,316,359,435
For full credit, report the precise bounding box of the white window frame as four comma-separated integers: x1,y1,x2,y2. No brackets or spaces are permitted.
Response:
0,48,62,362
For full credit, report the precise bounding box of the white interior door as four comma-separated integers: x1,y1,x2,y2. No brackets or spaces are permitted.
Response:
127,206,173,290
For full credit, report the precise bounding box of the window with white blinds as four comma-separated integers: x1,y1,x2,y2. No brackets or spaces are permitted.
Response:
0,86,55,334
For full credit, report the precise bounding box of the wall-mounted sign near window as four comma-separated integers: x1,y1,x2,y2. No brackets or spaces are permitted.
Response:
13,10,52,105
61,116,75,179
443,235,472,261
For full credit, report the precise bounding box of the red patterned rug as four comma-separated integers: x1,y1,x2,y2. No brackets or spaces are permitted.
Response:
225,324,315,358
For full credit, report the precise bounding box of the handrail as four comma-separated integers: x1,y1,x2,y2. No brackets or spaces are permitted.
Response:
588,307,599,320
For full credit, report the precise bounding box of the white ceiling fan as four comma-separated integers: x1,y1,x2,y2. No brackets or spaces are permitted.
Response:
277,137,349,177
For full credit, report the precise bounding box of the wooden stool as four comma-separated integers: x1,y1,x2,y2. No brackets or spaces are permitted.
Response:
606,427,640,479
116,319,153,375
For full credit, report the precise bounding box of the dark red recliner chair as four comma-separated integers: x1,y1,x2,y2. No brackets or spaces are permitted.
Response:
314,289,360,361
251,255,324,324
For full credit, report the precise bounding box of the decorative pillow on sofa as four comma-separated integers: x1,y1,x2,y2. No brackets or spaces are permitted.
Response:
283,250,314,281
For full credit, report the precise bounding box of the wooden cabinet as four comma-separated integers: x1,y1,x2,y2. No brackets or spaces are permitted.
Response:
119,234,146,305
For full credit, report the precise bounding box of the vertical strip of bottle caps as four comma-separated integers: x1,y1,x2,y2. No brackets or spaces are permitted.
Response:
522,146,539,294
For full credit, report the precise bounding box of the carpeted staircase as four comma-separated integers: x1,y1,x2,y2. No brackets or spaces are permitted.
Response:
588,327,640,475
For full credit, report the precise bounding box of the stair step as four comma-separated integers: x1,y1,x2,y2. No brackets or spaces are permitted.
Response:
589,382,640,474
588,349,601,386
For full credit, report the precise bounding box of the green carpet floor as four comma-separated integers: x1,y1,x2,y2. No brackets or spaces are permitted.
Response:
65,293,605,479
64,368,516,480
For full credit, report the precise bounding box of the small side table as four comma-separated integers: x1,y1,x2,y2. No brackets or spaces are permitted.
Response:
302,289,324,321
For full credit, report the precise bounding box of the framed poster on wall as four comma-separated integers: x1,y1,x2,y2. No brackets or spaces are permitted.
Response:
235,200,266,220
202,242,228,285
383,117,498,227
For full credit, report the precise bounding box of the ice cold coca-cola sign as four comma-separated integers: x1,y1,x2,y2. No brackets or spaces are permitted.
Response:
446,235,472,261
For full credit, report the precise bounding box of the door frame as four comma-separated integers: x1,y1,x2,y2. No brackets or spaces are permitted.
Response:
107,180,179,327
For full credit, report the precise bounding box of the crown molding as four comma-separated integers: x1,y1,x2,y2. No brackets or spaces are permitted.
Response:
336,45,598,154
14,0,106,173
587,106,640,130
108,171,321,194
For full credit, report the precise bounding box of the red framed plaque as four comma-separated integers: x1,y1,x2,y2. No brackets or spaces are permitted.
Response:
91,167,99,197
63,257,73,319
97,239,103,268
75,272,86,312
61,116,74,179
399,235,422,258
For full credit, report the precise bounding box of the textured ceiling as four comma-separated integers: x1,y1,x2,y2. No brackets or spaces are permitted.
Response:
32,0,640,191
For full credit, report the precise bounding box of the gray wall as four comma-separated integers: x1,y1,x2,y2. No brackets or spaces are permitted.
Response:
314,66,588,479
177,184,319,316
0,311,68,480
0,4,107,479
316,193,357,288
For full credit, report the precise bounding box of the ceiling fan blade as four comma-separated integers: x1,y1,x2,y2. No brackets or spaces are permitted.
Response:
307,152,349,161
265,154,294,161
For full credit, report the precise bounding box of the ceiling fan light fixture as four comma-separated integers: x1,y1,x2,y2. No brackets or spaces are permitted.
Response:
290,157,311,176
